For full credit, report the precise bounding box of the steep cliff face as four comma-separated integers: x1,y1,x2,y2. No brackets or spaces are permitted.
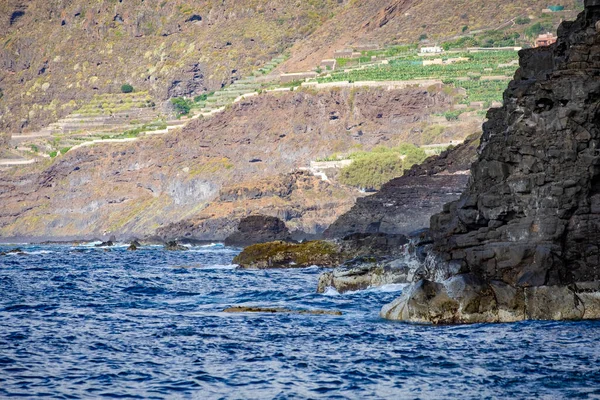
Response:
382,2,600,324
157,170,360,242
0,87,449,241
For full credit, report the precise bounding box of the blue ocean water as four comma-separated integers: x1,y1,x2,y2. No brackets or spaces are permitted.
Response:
1,243,600,399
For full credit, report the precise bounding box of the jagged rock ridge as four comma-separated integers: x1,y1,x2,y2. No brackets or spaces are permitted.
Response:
382,1,600,324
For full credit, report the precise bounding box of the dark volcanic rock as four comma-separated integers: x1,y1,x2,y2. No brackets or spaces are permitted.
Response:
383,2,600,324
164,241,187,251
224,215,293,247
324,134,478,239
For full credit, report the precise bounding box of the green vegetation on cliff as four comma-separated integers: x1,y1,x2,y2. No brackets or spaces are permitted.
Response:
339,145,427,191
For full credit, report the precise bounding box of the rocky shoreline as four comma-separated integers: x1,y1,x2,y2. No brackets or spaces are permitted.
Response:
230,3,600,325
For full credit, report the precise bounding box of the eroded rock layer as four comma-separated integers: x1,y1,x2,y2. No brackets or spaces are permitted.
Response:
383,2,600,323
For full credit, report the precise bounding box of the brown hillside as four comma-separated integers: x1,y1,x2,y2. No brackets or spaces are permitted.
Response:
0,86,453,240
0,0,346,133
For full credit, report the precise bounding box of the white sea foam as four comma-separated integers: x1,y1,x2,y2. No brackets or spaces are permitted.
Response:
321,284,407,296
199,243,224,248
376,284,408,293
322,287,341,296
202,264,238,270
4,250,54,256
26,250,55,255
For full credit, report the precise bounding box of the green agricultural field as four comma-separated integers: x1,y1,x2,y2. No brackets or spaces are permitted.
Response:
319,50,518,106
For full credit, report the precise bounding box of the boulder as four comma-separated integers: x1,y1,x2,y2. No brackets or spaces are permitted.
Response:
224,215,292,247
317,257,411,294
233,240,343,269
95,235,117,247
127,243,139,251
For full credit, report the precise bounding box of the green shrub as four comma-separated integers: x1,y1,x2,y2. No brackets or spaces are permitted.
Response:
515,17,531,25
339,144,427,190
525,22,549,38
49,151,58,158
121,84,134,93
171,97,194,116
443,110,463,121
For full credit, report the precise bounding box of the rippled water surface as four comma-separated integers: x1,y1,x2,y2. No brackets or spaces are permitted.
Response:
1,243,600,399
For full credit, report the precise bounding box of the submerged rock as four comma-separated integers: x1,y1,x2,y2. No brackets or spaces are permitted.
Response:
223,306,342,316
383,3,600,324
164,241,187,251
224,215,293,247
0,248,24,256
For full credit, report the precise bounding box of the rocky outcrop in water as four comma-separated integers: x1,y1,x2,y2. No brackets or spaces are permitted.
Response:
383,2,600,324
224,216,292,247
317,258,411,294
234,240,344,269
164,241,187,251
234,232,409,269
223,306,342,316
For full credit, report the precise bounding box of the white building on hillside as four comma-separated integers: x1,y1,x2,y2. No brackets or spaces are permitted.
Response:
420,46,443,54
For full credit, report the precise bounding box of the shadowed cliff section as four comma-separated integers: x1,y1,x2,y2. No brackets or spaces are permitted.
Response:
324,133,479,238
381,2,600,324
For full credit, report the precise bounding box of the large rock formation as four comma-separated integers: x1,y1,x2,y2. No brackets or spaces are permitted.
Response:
383,2,600,324
224,215,292,247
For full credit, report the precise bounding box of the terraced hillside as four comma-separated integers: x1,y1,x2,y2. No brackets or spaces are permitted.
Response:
0,86,460,240
282,0,581,72
0,0,347,134
0,0,581,138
